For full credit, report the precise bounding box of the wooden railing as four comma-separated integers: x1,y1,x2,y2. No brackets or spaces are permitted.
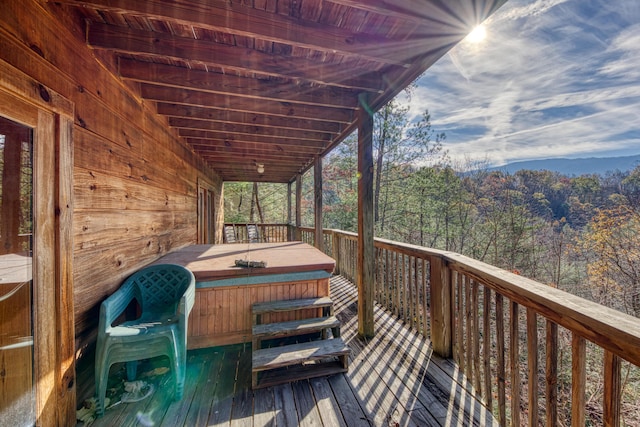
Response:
295,226,640,426
223,223,290,243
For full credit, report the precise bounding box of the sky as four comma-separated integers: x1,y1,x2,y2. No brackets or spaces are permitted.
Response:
405,0,640,167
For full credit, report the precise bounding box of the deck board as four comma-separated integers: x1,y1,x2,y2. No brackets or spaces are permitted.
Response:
82,275,497,427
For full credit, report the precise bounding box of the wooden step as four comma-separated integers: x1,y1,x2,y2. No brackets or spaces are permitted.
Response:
252,338,350,374
253,361,348,389
253,316,341,340
252,296,334,315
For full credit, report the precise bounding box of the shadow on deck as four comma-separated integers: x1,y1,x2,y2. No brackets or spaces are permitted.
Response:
82,276,497,427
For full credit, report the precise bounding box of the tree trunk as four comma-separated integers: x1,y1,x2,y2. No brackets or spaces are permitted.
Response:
374,106,388,226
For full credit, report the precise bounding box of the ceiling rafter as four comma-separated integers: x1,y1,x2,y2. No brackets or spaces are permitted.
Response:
177,129,327,149
168,117,332,142
119,59,361,109
156,103,343,134
141,84,354,124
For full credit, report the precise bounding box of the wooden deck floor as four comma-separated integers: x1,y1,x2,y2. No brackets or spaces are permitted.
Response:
82,276,497,427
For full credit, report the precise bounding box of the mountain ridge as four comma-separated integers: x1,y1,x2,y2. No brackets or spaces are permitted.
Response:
489,154,640,176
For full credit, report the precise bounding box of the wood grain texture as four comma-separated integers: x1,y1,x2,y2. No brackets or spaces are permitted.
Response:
188,278,330,348
1,0,222,400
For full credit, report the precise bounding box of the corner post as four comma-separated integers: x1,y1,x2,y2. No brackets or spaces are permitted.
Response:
357,93,375,338
314,156,323,252
430,256,452,357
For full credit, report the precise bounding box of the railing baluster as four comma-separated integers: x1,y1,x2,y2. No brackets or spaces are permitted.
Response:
603,350,621,426
571,333,586,427
510,301,521,427
496,293,506,426
394,251,400,318
402,253,408,324
414,257,419,333
546,320,558,427
472,279,481,394
527,308,539,427
466,274,473,381
483,287,492,408
422,258,428,338
456,271,464,369
374,246,379,303
409,256,419,330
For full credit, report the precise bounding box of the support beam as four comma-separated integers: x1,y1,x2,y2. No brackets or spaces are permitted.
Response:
314,157,323,252
295,174,302,241
357,94,375,338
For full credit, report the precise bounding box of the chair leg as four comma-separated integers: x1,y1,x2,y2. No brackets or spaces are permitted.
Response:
95,361,110,417
173,344,186,400
126,360,138,381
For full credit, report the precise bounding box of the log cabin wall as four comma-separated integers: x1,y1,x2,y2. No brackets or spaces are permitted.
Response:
0,0,222,367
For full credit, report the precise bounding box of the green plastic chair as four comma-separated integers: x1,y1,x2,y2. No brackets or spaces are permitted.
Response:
94,264,195,416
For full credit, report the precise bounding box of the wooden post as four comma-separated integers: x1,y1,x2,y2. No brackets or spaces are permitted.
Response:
332,231,340,275
287,181,292,241
430,256,452,357
357,94,374,338
314,156,323,252
295,174,302,241
55,115,76,427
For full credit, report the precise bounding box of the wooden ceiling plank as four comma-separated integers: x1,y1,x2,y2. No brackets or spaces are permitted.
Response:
186,141,322,155
156,103,343,134
210,164,306,175
198,153,314,166
142,84,354,124
168,117,332,142
55,0,416,67
178,129,326,149
88,22,385,91
119,59,360,108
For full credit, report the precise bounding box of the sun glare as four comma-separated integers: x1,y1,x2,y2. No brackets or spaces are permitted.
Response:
466,25,487,44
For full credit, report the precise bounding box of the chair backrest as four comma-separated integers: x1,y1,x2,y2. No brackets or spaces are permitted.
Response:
224,225,237,243
247,224,260,243
126,264,194,314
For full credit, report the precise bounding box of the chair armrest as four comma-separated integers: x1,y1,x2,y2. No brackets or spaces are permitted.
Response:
178,272,196,318
98,281,136,333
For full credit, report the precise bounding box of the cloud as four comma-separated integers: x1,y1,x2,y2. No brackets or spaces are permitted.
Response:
407,0,640,166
